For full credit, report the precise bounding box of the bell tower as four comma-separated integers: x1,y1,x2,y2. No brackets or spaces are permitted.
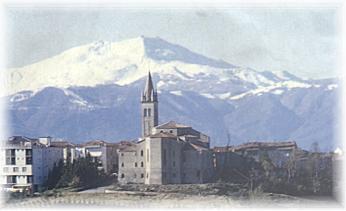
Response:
141,72,158,137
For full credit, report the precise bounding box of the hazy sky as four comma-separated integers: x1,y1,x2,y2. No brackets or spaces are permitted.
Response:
5,7,341,79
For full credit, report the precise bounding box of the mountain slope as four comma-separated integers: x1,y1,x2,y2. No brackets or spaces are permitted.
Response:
5,36,341,150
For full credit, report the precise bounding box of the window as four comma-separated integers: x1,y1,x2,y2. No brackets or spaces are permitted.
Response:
170,130,173,133
6,149,16,165
147,149,149,162
121,153,124,156
172,161,176,167
160,130,163,133
7,176,16,184
135,162,138,167
26,149,32,165
163,149,167,165
141,162,144,167
27,176,33,183
148,108,151,117
121,163,124,167
22,167,27,172
144,108,147,117
141,173,144,178
26,149,32,156
121,174,125,178
141,150,143,156
13,167,19,172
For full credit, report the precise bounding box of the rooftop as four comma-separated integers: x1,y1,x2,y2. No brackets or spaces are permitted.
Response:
118,141,138,152
149,131,177,138
155,120,191,129
214,141,297,152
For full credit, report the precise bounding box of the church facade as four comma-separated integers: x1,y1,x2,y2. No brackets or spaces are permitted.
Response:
118,72,215,184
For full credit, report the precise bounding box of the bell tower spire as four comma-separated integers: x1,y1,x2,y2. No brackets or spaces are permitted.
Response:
141,71,158,137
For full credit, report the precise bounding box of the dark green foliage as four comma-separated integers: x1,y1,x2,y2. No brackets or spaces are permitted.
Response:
46,153,112,190
255,151,334,196
46,159,64,189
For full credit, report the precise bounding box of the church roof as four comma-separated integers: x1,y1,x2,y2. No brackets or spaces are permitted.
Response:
149,131,177,138
142,71,157,102
155,120,191,129
118,141,137,152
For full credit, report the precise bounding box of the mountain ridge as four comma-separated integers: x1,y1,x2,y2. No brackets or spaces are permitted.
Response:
5,36,340,151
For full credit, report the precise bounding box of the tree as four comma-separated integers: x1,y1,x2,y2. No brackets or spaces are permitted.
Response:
46,159,64,189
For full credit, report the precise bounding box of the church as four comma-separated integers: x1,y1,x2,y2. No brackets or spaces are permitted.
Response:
118,72,215,184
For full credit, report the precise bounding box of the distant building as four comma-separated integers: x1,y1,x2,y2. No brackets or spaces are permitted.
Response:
50,140,78,164
79,140,119,174
227,141,297,168
0,136,64,192
118,72,214,184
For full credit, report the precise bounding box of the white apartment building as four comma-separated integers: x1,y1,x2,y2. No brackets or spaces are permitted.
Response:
0,136,64,192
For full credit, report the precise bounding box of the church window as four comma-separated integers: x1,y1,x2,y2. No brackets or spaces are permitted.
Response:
121,174,125,178
121,163,124,167
147,149,149,162
141,150,143,156
163,149,167,165
135,162,137,167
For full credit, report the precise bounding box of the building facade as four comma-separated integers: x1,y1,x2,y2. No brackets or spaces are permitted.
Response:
118,72,215,184
0,136,64,192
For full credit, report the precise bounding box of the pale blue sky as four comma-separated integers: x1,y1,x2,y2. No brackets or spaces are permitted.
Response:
5,7,340,79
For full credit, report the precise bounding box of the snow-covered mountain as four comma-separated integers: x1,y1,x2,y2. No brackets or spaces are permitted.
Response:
5,36,340,150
